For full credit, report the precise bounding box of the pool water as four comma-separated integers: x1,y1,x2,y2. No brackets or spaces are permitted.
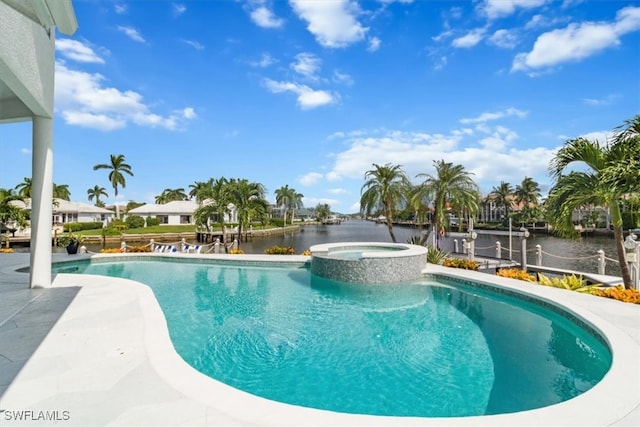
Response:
56,259,611,417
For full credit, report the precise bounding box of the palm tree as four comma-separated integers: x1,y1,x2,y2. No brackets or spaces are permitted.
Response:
546,118,637,288
315,203,331,222
0,188,27,227
155,188,188,204
515,177,541,208
407,183,432,242
189,179,214,202
415,160,479,243
600,115,640,194
275,185,301,226
14,177,32,198
93,154,134,219
225,179,268,244
489,181,514,222
53,183,71,201
192,178,230,232
360,163,411,242
87,185,108,207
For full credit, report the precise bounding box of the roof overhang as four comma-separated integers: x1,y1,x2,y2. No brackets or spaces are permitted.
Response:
2,0,78,35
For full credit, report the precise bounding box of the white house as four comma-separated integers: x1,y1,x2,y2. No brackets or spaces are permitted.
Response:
127,200,238,226
1,0,78,288
11,198,115,227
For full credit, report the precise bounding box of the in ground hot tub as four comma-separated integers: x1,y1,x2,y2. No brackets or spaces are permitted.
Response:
309,242,427,284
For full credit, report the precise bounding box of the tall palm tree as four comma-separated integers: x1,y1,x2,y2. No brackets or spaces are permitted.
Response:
189,179,214,202
407,183,432,241
93,154,134,219
415,160,479,242
275,185,295,226
87,185,109,207
225,178,268,244
53,183,71,201
489,181,514,221
315,203,331,222
155,188,188,204
546,119,637,288
515,176,541,208
601,115,640,194
360,163,411,242
14,177,32,198
276,185,304,225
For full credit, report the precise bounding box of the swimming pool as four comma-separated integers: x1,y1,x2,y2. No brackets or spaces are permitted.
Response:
52,257,611,418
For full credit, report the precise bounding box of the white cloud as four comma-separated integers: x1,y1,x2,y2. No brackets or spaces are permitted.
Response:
172,3,186,16
452,27,486,48
333,70,354,85
328,188,349,195
54,62,196,131
182,107,197,119
250,5,285,28
460,108,527,124
300,172,323,186
488,29,518,49
577,131,613,143
20,148,31,155
289,0,368,48
62,111,126,131
56,39,105,63
117,26,146,43
182,39,204,50
367,36,381,52
582,94,620,106
114,4,127,14
263,79,337,109
250,53,277,68
512,6,640,73
326,128,554,195
482,0,551,20
291,53,321,80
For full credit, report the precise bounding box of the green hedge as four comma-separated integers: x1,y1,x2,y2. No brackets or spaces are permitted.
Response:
146,217,161,227
63,222,104,232
126,215,145,229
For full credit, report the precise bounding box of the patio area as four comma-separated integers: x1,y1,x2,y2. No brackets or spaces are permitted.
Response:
0,252,639,426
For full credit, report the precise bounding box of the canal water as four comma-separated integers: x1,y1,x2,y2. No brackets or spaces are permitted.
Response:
237,220,621,276
46,219,622,276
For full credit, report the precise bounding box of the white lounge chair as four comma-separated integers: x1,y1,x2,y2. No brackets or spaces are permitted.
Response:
153,244,165,253
165,245,177,253
184,244,201,254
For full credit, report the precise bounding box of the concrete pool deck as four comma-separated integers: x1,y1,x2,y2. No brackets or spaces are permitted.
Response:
0,252,638,426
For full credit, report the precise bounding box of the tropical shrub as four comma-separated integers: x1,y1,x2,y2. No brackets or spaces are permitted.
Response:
536,273,599,293
496,268,536,282
126,215,145,229
302,250,311,256
593,286,640,304
426,247,449,265
100,248,123,253
105,219,127,234
229,248,244,254
265,245,295,255
128,245,151,253
146,217,161,227
442,258,480,270
63,222,103,232
0,248,14,253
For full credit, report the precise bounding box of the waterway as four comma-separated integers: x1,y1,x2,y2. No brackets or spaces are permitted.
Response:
238,220,621,276
44,219,623,276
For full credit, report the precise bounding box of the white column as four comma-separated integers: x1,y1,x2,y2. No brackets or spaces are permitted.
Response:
30,115,53,288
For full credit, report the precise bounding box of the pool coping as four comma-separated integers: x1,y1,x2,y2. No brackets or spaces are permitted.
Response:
1,254,639,426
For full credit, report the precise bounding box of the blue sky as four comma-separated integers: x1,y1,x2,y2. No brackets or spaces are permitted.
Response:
1,0,639,214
